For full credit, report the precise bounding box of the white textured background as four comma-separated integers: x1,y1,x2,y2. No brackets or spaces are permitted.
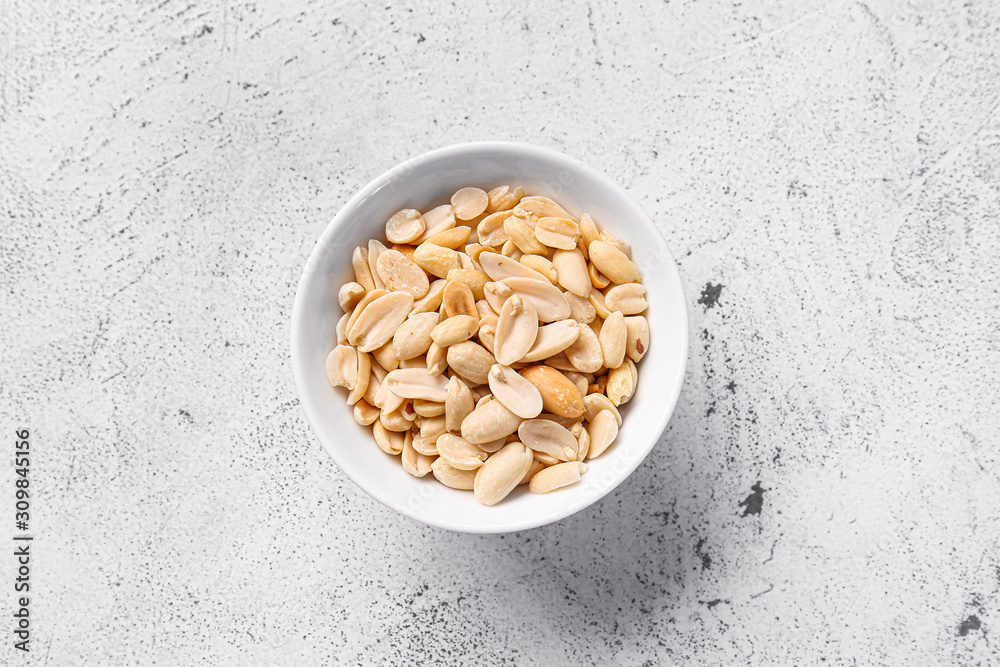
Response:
2,1,999,664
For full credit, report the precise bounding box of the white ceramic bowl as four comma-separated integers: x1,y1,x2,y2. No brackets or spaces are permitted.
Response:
291,142,688,533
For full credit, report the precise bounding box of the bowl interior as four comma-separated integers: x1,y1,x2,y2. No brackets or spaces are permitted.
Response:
291,143,687,533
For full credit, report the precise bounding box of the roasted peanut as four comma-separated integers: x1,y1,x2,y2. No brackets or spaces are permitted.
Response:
504,216,548,255
534,217,580,250
401,433,434,477
520,320,580,363
551,248,591,297
431,458,477,490
516,196,572,220
367,240,388,290
474,441,533,506
446,341,495,385
352,246,376,291
384,368,450,402
479,251,549,283
599,311,627,368
348,292,414,353
488,364,543,419
373,421,404,455
413,243,462,278
518,419,578,461
494,295,539,365
445,376,475,432
518,365,585,418
393,311,439,360
431,314,480,347
588,240,640,284
528,461,588,494
486,185,525,213
519,254,558,285
386,209,425,244
461,398,523,444
425,226,472,249
442,281,477,318
451,187,489,221
446,268,490,301
605,283,647,315
416,204,456,242
606,362,635,406
564,323,604,373
409,279,446,317
586,410,619,458
339,282,367,312
477,210,513,247
501,277,571,322
354,400,380,426
624,315,649,361
583,393,622,426
436,433,488,470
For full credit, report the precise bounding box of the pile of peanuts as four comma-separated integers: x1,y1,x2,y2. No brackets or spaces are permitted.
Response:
326,185,649,506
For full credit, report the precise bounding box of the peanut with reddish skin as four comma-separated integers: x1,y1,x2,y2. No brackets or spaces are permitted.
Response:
624,316,649,362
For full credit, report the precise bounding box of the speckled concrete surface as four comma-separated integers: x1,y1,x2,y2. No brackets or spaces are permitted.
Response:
2,1,999,664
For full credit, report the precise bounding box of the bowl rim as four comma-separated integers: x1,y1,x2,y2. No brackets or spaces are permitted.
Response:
290,140,688,533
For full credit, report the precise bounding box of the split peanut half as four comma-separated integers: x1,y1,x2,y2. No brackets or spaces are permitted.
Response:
528,461,588,494
474,441,533,506
488,364,543,419
392,311,439,360
519,255,558,284
605,283,648,315
451,187,489,221
486,185,525,213
416,204,456,242
494,295,539,365
501,277,571,322
518,419,579,462
385,209,425,244
348,291,414,353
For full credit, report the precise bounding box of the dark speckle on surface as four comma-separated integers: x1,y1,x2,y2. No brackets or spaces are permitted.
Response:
958,615,982,636
696,538,712,570
698,282,724,309
739,482,765,517
787,179,808,198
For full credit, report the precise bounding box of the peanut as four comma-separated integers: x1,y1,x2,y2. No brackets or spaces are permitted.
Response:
474,441,532,506
451,187,489,221
528,461,588,494
385,209,425,244
519,365,585,418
